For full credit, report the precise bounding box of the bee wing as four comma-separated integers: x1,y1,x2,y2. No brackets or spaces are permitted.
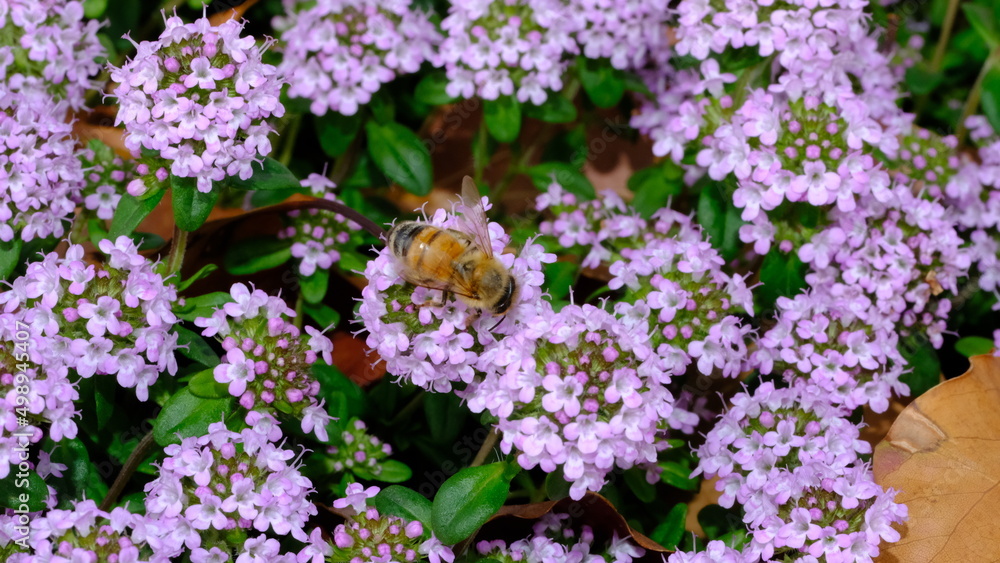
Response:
458,176,495,260
397,268,481,300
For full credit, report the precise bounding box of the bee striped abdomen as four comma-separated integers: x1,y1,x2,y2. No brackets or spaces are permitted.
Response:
389,221,426,259
490,276,517,314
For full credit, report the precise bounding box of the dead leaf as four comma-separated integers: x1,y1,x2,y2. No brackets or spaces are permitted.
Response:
331,332,385,387
479,493,669,557
873,354,1000,562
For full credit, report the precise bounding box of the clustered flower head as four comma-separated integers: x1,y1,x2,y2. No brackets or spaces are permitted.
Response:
279,174,363,278
438,0,579,104
275,0,441,116
475,511,644,563
304,483,437,563
140,413,317,560
470,302,671,499
327,418,394,479
77,140,135,221
0,95,85,242
109,13,284,194
358,198,554,394
694,382,907,562
566,0,672,70
0,312,78,479
0,236,178,402
0,0,105,108
195,283,334,440
9,500,160,563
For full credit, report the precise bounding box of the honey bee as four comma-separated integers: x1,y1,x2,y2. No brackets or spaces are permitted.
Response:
386,176,519,315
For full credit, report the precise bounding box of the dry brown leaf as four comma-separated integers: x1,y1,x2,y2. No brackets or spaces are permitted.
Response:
873,354,1000,562
481,492,669,557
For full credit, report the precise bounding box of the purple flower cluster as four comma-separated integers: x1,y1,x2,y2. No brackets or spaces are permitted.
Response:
327,418,394,478
0,96,84,242
666,540,753,563
538,187,755,384
141,413,317,560
275,0,441,116
0,313,78,479
694,382,907,562
77,141,134,221
0,237,178,403
303,483,437,563
358,201,553,393
196,283,334,440
754,290,910,414
438,0,578,104
566,0,672,70
475,511,644,563
109,14,284,194
0,0,105,108
279,174,363,278
9,500,160,563
470,302,670,499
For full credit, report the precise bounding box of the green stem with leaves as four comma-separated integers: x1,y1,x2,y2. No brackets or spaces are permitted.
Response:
99,431,157,511
277,115,303,167
470,428,500,467
166,223,189,277
930,0,962,72
956,48,1000,146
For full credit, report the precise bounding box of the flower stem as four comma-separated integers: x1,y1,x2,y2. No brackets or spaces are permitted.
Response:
68,211,89,245
956,48,1000,147
166,224,189,277
473,117,490,187
278,115,302,166
387,390,425,426
99,431,157,511
470,427,500,467
930,0,961,72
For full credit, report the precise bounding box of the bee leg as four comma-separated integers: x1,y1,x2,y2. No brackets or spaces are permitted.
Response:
489,315,506,331
415,290,451,309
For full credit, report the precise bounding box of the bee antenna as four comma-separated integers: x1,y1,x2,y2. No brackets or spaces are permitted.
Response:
307,198,387,240
489,315,506,331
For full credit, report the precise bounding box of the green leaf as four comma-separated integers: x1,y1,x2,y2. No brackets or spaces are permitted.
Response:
153,388,234,446
94,375,116,431
757,252,806,312
177,263,219,292
87,218,110,250
955,336,995,357
904,63,945,96
83,0,108,18
303,302,341,329
898,340,941,398
483,97,522,143
963,4,1000,49
543,261,577,302
526,162,596,200
188,368,229,399
659,460,699,491
431,462,514,544
628,165,682,218
980,66,1000,136
372,460,413,483
369,90,396,124
525,94,577,123
133,232,167,251
696,183,743,261
578,57,626,108
424,393,468,445
649,503,688,549
312,363,368,420
0,238,23,280
175,326,220,368
110,190,166,239
543,467,571,500
414,71,458,105
698,505,743,541
174,291,233,322
0,470,48,511
317,112,364,158
374,485,433,528
366,121,433,196
171,176,219,232
48,438,109,503
250,187,304,207
300,268,330,304
228,157,300,191
624,468,657,502
223,237,293,275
